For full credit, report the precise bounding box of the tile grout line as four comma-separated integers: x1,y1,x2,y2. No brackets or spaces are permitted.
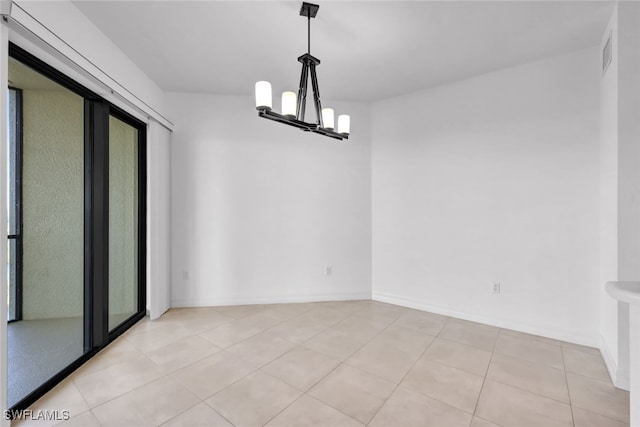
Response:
200,399,239,427
198,303,371,425
470,326,500,422
480,344,619,412
363,315,454,426
563,368,619,386
71,378,93,422
68,335,145,381
315,310,483,423
269,306,359,349
145,311,283,425
257,304,399,426
148,314,270,424
205,304,348,354
154,400,202,427
478,377,574,408
561,346,576,427
559,349,629,425
72,353,168,412
478,333,574,407
80,317,283,424
174,305,359,406
474,328,623,426
152,344,224,375
281,307,413,425
183,306,316,370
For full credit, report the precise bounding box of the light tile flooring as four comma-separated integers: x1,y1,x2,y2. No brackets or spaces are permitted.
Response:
12,300,630,427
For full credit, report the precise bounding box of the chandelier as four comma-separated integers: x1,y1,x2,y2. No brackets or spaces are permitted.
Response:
254,2,350,141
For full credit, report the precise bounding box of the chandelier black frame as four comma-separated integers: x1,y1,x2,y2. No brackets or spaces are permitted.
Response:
255,2,350,141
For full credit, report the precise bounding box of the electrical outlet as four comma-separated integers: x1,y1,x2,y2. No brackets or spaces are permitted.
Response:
325,266,332,276
492,282,501,294
183,271,189,280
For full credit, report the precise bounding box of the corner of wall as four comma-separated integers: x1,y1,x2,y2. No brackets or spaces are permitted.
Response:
600,334,630,391
598,0,621,388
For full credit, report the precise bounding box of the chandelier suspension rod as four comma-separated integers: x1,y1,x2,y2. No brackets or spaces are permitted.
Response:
307,9,311,54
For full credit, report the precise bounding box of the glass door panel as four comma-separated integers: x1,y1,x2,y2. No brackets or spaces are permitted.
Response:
6,44,147,413
7,57,85,408
108,115,139,331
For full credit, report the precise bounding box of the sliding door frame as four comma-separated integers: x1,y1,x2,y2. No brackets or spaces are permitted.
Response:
85,99,110,349
7,86,22,323
106,104,147,340
8,43,147,412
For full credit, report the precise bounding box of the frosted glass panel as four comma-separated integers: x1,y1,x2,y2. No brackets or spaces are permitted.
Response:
108,115,139,330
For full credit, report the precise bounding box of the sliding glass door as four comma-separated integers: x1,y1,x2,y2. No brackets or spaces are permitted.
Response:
7,56,86,408
108,115,142,331
7,44,147,412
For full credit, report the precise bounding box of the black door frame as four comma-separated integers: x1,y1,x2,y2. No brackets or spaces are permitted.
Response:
7,86,23,323
106,104,147,340
7,43,147,412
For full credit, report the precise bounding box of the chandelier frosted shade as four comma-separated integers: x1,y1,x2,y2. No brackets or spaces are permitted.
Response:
255,81,272,109
338,115,350,134
282,92,297,118
322,108,334,130
254,2,349,141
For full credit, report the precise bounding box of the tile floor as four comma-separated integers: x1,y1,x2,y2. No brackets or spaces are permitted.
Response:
11,300,630,427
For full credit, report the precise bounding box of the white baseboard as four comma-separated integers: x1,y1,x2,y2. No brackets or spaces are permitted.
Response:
600,335,630,391
171,291,372,308
372,291,597,347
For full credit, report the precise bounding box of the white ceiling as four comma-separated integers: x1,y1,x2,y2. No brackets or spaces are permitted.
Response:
73,1,613,102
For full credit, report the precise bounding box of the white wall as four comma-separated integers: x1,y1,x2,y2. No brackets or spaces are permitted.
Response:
599,1,640,390
372,47,601,345
168,93,371,306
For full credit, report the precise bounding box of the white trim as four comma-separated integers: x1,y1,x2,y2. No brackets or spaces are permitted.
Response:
372,290,597,347
6,2,173,131
0,21,9,427
600,333,617,383
601,334,631,391
147,120,171,320
172,292,372,308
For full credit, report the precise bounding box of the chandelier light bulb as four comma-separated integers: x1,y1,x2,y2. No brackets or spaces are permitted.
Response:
282,91,297,118
338,114,350,134
322,108,334,130
255,81,272,109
